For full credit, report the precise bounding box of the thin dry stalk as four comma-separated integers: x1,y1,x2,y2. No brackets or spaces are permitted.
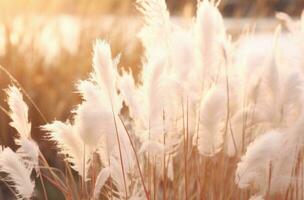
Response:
266,161,273,200
181,98,188,200
118,115,149,199
153,158,156,200
0,65,48,122
112,111,128,199
39,171,48,200
162,109,167,200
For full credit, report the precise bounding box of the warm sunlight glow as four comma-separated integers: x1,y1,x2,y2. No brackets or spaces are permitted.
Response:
0,0,304,200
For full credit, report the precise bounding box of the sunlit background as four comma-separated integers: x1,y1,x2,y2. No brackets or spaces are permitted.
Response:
0,0,304,16
0,0,303,199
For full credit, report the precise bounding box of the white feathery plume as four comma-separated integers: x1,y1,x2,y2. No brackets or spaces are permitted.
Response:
168,30,207,138
92,39,115,92
197,85,227,156
256,27,304,126
92,115,134,195
6,85,31,138
109,156,131,198
170,31,195,79
92,38,133,152
96,147,135,199
108,119,134,173
96,138,134,198
279,72,304,108
91,39,120,109
6,85,39,173
93,166,111,200
76,79,104,103
74,80,114,148
137,0,171,58
136,0,182,144
236,110,304,196
195,0,226,82
86,40,130,161
140,53,167,138
118,70,141,119
0,147,35,200
139,140,165,158
224,104,264,157
139,140,174,181
95,123,134,170
140,56,179,150
263,59,279,104
96,137,111,166
270,113,304,193
260,26,281,103
42,121,90,178
169,30,199,102
225,110,247,157
137,52,181,163
16,138,39,172
234,34,268,109
72,40,135,191
235,131,284,193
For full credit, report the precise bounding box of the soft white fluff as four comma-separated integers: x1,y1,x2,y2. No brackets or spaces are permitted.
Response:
109,156,131,198
42,121,90,178
256,49,304,126
0,147,35,200
235,131,284,192
139,140,165,157
118,71,141,120
137,0,171,58
169,30,199,103
93,166,111,200
137,53,168,140
195,0,226,83
6,85,39,173
74,80,114,147
16,138,39,172
198,85,227,156
6,85,31,138
92,39,117,103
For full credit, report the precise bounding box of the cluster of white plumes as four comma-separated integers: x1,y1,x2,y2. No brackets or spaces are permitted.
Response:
1,0,304,199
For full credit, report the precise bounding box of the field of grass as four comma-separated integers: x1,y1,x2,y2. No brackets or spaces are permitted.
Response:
0,0,304,200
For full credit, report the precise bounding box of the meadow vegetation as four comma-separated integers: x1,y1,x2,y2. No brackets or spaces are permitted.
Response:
0,0,304,200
